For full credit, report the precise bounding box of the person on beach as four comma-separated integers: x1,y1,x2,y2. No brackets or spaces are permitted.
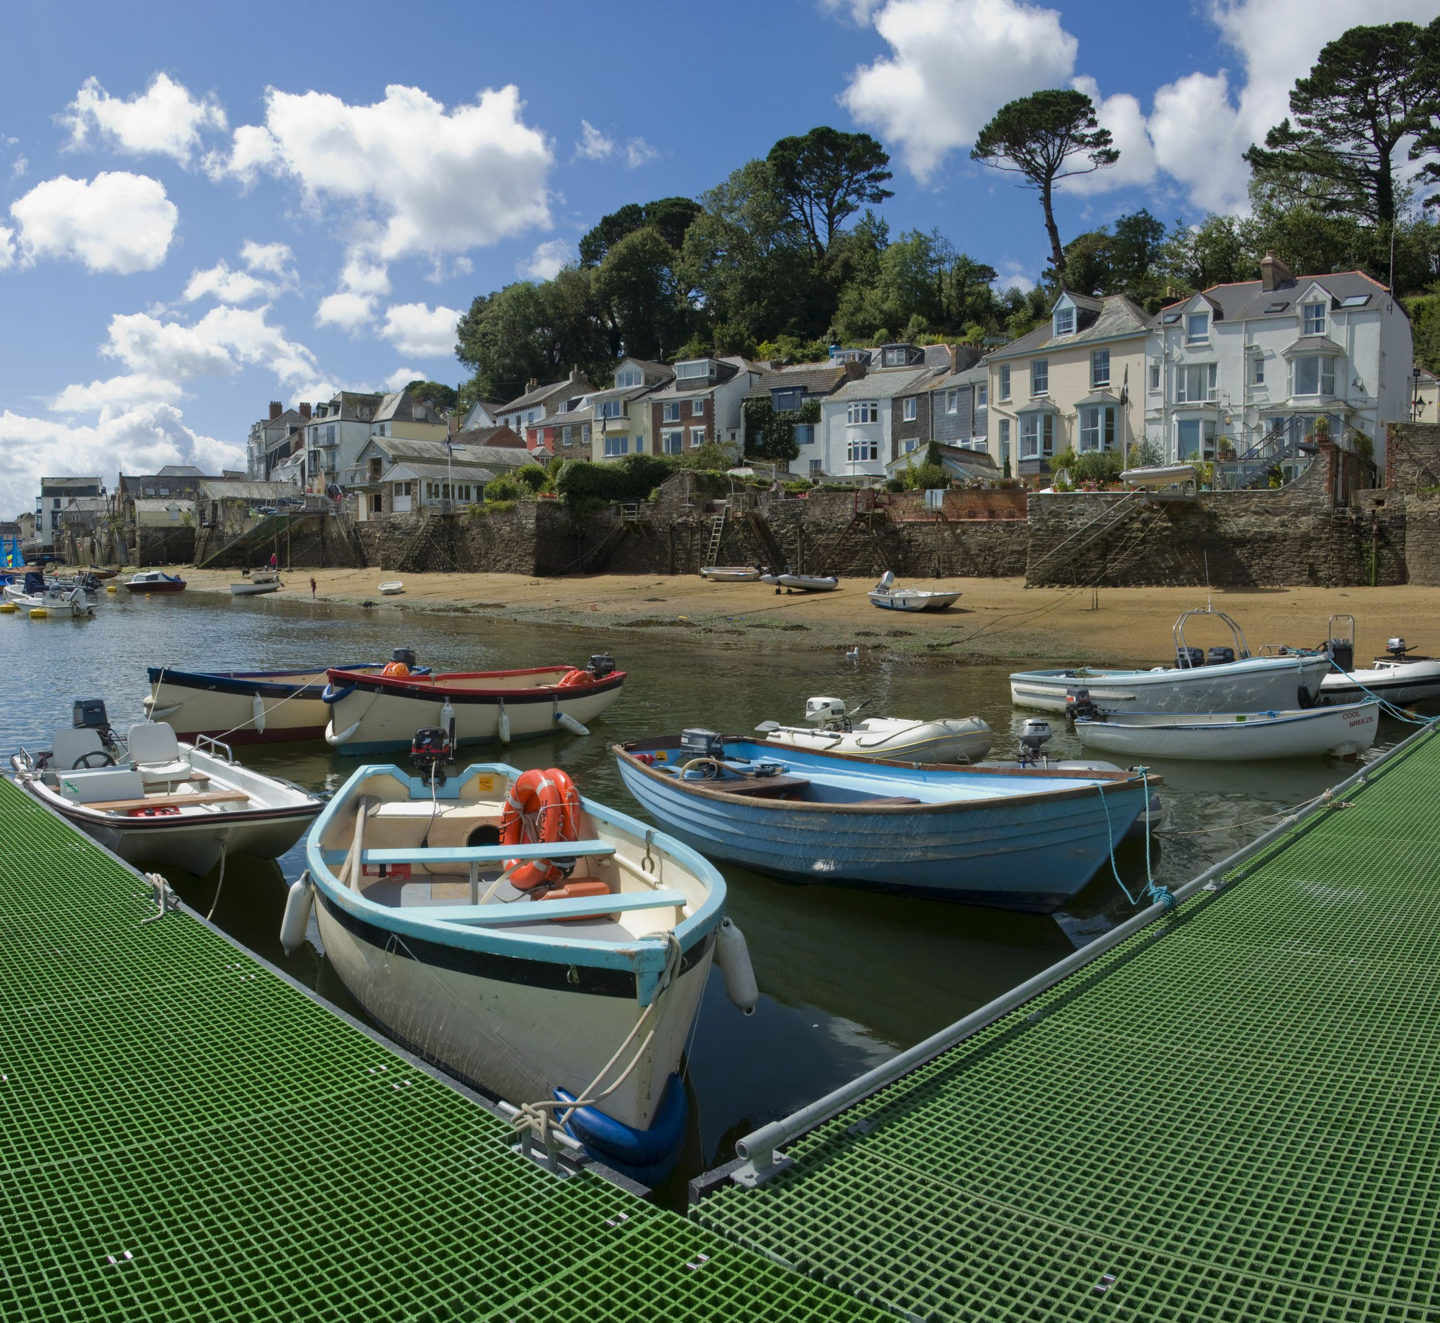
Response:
269,551,278,571
310,576,317,599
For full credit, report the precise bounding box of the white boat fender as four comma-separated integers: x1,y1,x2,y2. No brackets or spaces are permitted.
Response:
554,705,589,736
440,698,456,746
252,692,267,735
279,871,314,955
715,916,758,1015
498,697,511,745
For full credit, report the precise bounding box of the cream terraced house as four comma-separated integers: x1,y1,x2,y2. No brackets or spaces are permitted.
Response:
1146,253,1414,475
986,293,1151,476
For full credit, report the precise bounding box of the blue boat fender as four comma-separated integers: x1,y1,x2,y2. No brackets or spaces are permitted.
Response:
556,1072,688,1186
279,871,313,955
321,680,357,704
715,916,758,1015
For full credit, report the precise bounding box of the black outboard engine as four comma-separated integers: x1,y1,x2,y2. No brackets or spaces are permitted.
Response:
391,647,418,670
410,727,451,786
1064,687,1096,722
1206,646,1235,666
586,653,616,679
72,698,119,754
1384,637,1408,661
1175,646,1205,669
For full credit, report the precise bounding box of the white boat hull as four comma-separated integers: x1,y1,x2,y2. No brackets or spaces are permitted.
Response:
765,715,993,764
868,589,961,612
1011,653,1332,715
1074,700,1381,761
700,566,761,582
1321,657,1440,706
761,573,838,592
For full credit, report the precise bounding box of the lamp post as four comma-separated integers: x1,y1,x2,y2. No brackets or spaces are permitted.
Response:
1413,366,1424,422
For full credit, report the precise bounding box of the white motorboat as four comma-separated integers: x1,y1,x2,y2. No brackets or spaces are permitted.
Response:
867,571,961,612
761,572,838,593
1010,606,1332,715
378,581,405,595
1120,464,1198,488
700,566,762,582
757,696,993,764
230,571,283,597
9,702,323,873
1317,615,1440,706
1073,699,1381,761
289,749,746,1183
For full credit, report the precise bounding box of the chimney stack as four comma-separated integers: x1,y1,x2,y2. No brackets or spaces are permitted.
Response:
527,378,538,391
299,402,312,421
269,401,283,420
1260,250,1294,293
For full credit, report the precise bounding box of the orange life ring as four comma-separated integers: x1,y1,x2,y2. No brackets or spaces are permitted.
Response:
382,661,410,677
556,668,590,688
499,768,572,889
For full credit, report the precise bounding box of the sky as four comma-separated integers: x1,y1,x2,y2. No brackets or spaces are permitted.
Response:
1,0,1434,521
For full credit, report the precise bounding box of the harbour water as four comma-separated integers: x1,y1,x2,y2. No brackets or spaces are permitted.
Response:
1,587,1413,1192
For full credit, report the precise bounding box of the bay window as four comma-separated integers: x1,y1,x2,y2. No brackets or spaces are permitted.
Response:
1292,356,1335,397
1019,412,1055,458
1079,405,1117,452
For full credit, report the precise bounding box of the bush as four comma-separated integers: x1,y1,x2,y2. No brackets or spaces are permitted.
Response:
513,464,548,493
552,453,678,509
484,474,524,503
1071,450,1125,484
904,462,950,491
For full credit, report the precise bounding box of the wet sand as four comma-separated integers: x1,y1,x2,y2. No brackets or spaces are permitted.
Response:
171,567,1440,668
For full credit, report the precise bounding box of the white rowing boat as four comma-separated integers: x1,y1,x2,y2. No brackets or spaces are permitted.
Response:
1073,700,1381,761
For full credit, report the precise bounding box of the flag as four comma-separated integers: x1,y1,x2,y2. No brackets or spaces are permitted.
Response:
1120,364,1130,406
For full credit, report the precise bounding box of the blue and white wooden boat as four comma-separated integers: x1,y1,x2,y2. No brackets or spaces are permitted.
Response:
288,758,744,1183
613,731,1159,912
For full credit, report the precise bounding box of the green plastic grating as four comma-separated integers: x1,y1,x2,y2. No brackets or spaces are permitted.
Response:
0,778,883,1322
695,724,1440,1322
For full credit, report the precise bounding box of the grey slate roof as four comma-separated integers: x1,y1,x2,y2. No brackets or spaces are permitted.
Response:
989,295,1153,361
831,367,941,403
745,362,853,400
1163,271,1390,324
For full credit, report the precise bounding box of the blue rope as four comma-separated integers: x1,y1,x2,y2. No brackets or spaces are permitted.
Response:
1325,656,1431,725
1096,773,1173,911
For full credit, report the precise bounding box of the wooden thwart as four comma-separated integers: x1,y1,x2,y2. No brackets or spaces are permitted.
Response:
86,788,252,812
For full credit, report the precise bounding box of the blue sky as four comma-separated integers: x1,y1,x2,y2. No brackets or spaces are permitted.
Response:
1,0,1433,519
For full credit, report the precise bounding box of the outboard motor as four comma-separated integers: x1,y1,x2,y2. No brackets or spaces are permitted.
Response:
804,697,850,731
586,653,616,679
1384,637,1407,661
1018,717,1053,766
72,697,119,754
1064,687,1096,721
391,647,418,670
410,726,451,786
1175,646,1205,669
1206,646,1235,666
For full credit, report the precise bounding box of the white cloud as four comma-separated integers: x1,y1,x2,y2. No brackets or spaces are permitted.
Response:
182,241,297,305
315,292,374,331
381,302,462,357
0,224,14,270
820,0,888,22
9,172,177,274
10,154,26,181
992,258,1039,292
49,372,180,414
240,240,294,277
1059,77,1157,196
212,83,553,269
383,367,423,392
576,121,614,161
625,138,659,169
518,239,571,281
840,0,1078,181
1148,71,1254,215
62,73,227,165
0,404,240,521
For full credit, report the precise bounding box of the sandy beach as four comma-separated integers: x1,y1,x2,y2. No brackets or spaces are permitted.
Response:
162,566,1440,669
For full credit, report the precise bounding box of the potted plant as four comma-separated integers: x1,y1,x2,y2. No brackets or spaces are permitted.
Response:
1216,437,1236,461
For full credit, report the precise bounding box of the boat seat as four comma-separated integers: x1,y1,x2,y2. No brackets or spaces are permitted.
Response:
856,796,923,806
56,768,146,804
714,774,811,799
126,721,194,785
50,728,107,770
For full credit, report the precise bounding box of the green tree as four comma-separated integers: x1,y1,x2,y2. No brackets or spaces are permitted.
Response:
578,197,703,267
403,380,458,413
971,89,1119,282
766,127,894,261
1159,214,1253,295
1244,20,1440,229
593,226,690,362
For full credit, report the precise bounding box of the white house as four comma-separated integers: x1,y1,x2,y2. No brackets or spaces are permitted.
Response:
821,367,944,482
1148,252,1413,475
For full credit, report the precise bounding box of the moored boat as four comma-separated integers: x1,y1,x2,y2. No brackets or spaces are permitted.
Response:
1316,615,1440,706
230,570,284,597
866,571,961,612
9,702,323,873
290,748,740,1181
144,650,432,744
125,570,186,593
757,696,992,764
1010,606,1331,714
614,730,1159,912
699,566,762,582
324,654,626,755
378,580,405,595
1073,699,1381,761
761,571,839,593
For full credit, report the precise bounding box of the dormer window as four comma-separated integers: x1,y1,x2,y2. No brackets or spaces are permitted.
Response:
1054,306,1075,337
675,359,714,382
1186,312,1209,344
615,367,642,388
1302,302,1326,336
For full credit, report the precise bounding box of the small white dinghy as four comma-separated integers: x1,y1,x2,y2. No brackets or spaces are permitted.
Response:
1073,699,1381,761
867,571,961,612
1317,615,1440,706
377,581,405,596
757,696,993,764
761,571,838,593
699,566,762,582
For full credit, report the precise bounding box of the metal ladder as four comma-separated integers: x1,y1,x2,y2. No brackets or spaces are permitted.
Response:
704,507,727,565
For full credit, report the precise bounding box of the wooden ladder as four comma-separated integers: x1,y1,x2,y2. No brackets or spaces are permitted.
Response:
704,508,727,565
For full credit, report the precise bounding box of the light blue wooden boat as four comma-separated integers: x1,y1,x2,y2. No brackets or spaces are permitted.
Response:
614,733,1158,912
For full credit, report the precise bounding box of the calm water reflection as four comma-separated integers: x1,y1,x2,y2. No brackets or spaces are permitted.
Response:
1,587,1412,1185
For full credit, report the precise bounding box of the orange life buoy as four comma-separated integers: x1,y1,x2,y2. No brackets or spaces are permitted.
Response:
499,768,572,889
382,661,410,677
556,667,590,688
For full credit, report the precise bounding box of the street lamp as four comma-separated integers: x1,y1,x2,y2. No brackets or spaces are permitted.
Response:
1413,366,1424,422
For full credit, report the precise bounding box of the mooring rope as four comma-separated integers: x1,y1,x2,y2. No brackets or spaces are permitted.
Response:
1096,771,1172,910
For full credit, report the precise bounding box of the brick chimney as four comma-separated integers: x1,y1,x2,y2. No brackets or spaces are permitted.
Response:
1260,250,1294,293
299,402,312,421
268,400,282,420
527,378,538,391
